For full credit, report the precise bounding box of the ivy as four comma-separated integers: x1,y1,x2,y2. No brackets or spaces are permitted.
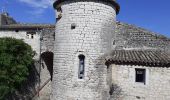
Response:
0,37,35,99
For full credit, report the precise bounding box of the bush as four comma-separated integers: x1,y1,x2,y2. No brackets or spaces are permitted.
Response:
0,37,35,99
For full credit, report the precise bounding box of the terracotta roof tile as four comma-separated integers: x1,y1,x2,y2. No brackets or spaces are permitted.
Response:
105,50,170,67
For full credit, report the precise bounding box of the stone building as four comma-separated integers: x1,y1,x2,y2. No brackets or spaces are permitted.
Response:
105,50,170,100
0,0,170,100
0,12,55,59
0,12,55,99
52,0,170,100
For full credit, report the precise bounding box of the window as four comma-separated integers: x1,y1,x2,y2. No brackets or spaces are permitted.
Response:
71,23,76,30
135,68,145,84
53,32,55,40
26,31,36,39
113,40,116,45
15,30,19,32
31,34,34,39
78,55,85,79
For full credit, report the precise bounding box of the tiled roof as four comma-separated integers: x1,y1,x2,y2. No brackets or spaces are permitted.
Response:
0,24,55,30
114,22,170,51
116,21,170,40
53,0,120,14
105,50,170,67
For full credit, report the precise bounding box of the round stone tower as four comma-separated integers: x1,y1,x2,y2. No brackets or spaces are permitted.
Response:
52,0,120,100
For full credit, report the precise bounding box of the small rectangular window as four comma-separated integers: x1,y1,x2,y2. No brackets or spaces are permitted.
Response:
78,55,85,79
26,31,36,39
135,68,145,84
31,34,34,39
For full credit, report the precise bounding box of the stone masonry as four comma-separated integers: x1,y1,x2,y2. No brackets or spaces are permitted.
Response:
111,64,170,100
0,30,40,59
52,0,119,100
0,13,55,99
0,0,170,99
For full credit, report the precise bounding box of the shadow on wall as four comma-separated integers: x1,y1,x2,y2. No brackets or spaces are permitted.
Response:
109,83,123,99
6,63,39,100
93,54,123,100
7,50,54,99
41,51,54,81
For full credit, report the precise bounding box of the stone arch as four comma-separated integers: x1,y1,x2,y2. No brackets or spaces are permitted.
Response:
41,51,54,80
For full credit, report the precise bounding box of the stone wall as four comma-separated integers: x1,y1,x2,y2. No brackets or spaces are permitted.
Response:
0,29,54,100
0,25,55,99
0,30,40,59
0,15,2,25
38,28,55,100
41,28,55,53
111,64,170,100
0,30,40,99
52,0,116,99
0,6,170,100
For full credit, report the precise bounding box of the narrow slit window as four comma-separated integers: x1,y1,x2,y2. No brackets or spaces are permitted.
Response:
78,55,85,79
31,34,34,39
53,32,55,40
135,68,146,84
113,40,116,45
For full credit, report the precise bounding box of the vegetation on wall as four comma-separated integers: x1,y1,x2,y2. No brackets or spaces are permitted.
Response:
0,37,35,99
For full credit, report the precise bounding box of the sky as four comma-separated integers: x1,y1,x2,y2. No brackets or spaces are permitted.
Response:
0,0,170,37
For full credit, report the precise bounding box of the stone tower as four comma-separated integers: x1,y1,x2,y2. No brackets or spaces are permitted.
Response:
52,0,120,100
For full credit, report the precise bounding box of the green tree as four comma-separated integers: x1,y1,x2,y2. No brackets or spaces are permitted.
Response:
0,37,35,99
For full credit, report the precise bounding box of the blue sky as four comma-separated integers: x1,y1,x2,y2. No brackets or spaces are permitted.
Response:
0,0,170,37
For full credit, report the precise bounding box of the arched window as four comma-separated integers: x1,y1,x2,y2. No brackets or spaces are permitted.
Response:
78,55,85,79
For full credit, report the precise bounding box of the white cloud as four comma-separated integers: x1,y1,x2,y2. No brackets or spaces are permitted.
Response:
18,0,54,9
28,8,44,16
17,0,54,16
